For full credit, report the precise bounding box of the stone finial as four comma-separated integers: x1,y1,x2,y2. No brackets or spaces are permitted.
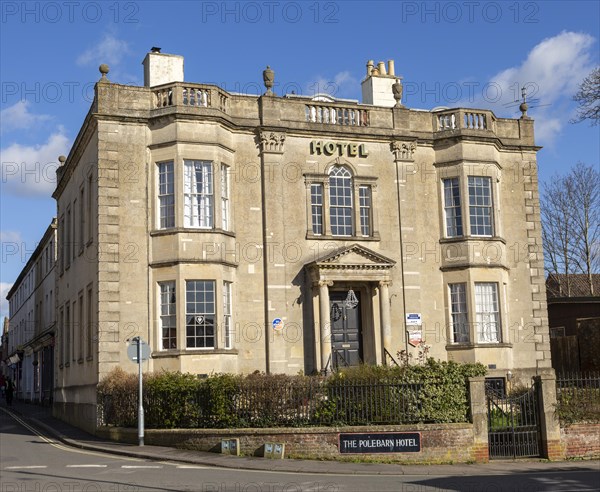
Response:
99,64,110,82
520,86,530,119
263,66,274,96
58,155,66,165
392,78,404,108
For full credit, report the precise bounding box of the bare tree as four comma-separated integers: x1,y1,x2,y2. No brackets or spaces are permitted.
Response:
541,163,600,295
571,67,600,125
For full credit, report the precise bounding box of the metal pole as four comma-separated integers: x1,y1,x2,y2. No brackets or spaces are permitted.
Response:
137,337,144,446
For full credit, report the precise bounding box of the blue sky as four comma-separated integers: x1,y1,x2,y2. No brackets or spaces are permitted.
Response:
1,0,599,321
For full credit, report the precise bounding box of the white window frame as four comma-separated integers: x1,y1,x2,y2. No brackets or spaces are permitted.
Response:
223,281,232,349
443,177,463,238
185,280,216,349
310,183,324,235
184,160,213,229
468,176,494,237
159,281,177,350
221,164,230,231
329,166,353,237
475,282,501,343
359,185,372,237
157,161,175,229
449,283,469,343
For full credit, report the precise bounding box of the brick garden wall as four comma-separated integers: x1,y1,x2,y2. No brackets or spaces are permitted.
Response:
98,423,484,463
561,424,600,459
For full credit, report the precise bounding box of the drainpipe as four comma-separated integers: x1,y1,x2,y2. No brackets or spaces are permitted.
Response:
395,161,409,356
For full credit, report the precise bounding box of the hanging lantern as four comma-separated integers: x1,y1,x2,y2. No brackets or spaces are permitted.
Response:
344,289,359,309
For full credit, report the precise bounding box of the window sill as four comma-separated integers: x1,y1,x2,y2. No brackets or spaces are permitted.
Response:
150,227,235,238
440,236,506,244
446,342,513,350
77,358,84,364
152,348,239,358
306,232,380,241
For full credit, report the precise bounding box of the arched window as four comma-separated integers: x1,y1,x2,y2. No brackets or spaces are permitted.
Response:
329,166,353,236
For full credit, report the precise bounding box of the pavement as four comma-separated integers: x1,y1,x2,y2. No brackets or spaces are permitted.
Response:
1,399,599,477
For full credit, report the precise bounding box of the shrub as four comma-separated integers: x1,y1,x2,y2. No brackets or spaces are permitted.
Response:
323,360,486,424
556,387,600,425
97,360,486,428
97,367,138,427
145,371,202,428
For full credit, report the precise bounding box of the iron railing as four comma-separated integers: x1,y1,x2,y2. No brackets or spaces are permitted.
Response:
98,378,428,428
555,371,600,423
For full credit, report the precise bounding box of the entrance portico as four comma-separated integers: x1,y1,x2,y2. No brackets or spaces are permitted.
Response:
307,244,396,373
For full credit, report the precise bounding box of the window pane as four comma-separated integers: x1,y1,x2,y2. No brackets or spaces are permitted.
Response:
310,184,323,235
329,167,353,236
223,281,232,349
221,164,229,230
449,283,469,343
186,280,215,348
468,176,493,236
359,185,371,237
443,178,463,237
184,160,213,228
158,162,175,229
159,282,176,349
475,282,500,342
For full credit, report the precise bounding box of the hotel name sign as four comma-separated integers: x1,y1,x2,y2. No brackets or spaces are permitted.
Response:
310,140,369,158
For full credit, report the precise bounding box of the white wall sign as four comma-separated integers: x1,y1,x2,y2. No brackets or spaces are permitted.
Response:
406,313,422,326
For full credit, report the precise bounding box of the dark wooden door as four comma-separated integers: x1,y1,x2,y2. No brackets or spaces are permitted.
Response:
330,291,362,368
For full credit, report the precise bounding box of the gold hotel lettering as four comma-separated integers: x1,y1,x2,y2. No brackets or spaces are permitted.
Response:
310,141,369,158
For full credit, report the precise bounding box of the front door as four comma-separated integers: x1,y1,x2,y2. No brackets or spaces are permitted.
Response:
330,291,363,368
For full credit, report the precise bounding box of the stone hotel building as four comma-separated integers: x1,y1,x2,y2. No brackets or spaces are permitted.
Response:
26,49,550,429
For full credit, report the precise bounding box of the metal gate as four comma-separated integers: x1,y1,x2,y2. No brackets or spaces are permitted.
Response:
486,381,541,459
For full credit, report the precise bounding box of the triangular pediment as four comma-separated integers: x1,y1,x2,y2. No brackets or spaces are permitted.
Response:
309,244,396,269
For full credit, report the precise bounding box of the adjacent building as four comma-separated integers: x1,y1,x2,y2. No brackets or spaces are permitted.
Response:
546,273,600,372
5,219,57,405
7,50,551,430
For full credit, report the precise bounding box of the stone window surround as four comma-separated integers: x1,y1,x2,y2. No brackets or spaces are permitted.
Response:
152,275,236,354
443,267,512,349
151,148,233,234
436,161,503,242
304,163,379,241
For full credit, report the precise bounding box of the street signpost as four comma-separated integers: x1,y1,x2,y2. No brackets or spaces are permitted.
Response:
127,337,150,446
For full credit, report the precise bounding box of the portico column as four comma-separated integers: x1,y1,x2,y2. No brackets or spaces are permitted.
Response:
318,280,333,372
379,280,392,361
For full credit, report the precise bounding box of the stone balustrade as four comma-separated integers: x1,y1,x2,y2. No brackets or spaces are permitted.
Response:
435,109,494,132
305,104,369,127
152,83,229,113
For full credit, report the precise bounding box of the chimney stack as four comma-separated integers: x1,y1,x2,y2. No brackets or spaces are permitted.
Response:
142,48,184,87
361,58,400,107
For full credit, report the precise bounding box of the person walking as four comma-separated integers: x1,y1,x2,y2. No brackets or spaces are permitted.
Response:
0,374,5,399
5,378,14,406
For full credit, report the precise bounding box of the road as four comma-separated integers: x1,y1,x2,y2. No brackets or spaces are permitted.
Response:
1,409,599,492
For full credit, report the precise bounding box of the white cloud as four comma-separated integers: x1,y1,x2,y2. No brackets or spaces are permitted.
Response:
305,71,360,99
462,31,596,146
76,33,131,68
0,128,70,197
0,282,12,323
0,101,51,133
